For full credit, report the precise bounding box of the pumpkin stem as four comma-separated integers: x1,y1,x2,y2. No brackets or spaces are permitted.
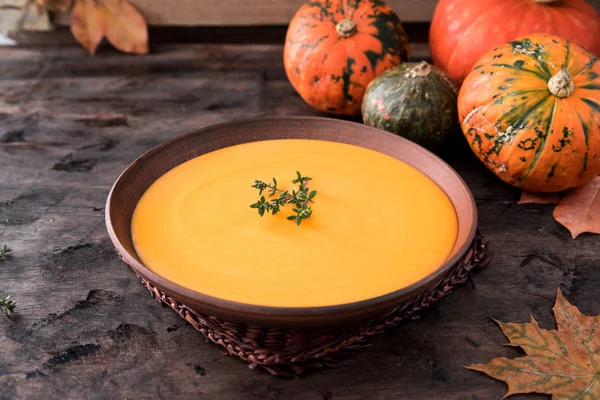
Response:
411,61,432,77
548,69,574,98
336,19,357,38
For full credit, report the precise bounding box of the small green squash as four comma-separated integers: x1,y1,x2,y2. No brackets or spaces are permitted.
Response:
361,61,459,150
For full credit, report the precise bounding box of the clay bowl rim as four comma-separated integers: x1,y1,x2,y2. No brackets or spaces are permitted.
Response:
105,116,477,322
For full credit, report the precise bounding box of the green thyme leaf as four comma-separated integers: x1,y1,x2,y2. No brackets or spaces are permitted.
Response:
0,245,10,258
0,245,16,316
0,295,16,316
250,172,317,226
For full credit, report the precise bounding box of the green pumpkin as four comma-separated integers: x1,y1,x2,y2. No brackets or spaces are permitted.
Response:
361,61,458,150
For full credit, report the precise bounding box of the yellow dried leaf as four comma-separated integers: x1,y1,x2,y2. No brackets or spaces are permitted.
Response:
466,288,600,399
69,0,104,55
97,0,148,55
68,0,147,55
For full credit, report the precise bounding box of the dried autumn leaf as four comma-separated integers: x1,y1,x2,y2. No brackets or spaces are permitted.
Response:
70,0,104,55
97,0,148,55
466,288,600,399
518,191,562,205
35,0,73,11
553,176,600,239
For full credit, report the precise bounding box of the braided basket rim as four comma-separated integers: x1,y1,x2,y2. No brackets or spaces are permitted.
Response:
126,229,491,377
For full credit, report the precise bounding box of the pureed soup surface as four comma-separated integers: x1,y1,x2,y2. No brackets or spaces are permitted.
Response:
131,139,458,307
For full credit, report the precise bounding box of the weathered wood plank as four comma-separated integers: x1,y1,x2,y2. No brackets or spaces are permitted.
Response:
0,43,430,81
0,41,598,399
52,0,438,26
51,0,600,26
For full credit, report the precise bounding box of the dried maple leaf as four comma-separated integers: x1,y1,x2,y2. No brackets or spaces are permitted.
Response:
517,177,600,238
97,0,148,55
518,191,563,205
553,176,600,239
70,0,104,55
466,288,600,399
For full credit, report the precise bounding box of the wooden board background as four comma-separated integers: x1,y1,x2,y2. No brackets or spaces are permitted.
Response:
54,0,437,25
52,0,600,26
2,40,600,399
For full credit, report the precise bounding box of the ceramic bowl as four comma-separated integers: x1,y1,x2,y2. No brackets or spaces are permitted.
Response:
105,116,477,329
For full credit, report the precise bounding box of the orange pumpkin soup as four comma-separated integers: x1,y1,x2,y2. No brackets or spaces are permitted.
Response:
131,139,458,307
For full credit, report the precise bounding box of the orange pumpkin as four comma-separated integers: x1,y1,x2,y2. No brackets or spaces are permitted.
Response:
283,0,409,116
458,34,600,193
430,0,600,84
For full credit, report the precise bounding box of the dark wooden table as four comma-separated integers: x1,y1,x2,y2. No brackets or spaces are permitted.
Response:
1,36,598,400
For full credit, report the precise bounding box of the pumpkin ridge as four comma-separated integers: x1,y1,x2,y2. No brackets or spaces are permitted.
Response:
338,0,346,16
363,50,379,72
490,63,547,80
491,89,548,107
561,39,570,70
423,71,443,124
434,68,458,96
508,38,553,79
517,97,558,185
365,9,409,64
558,6,600,40
445,0,521,78
429,72,457,100
574,58,599,79
564,1,600,16
487,94,551,158
302,34,331,51
582,98,600,113
466,90,548,131
579,84,600,91
342,57,357,102
500,94,550,131
306,1,336,23
346,0,361,19
575,111,589,177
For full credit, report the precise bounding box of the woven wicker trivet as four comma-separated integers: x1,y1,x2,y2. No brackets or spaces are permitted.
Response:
136,229,491,377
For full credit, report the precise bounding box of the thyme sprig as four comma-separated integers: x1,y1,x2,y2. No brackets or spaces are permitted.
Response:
0,245,9,258
250,171,317,226
0,245,15,316
0,295,16,316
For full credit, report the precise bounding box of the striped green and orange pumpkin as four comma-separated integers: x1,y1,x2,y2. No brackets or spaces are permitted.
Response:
458,34,600,193
283,0,409,116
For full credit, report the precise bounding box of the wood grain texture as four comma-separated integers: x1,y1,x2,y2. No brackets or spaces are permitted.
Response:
0,40,599,399
52,0,438,26
51,0,600,26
